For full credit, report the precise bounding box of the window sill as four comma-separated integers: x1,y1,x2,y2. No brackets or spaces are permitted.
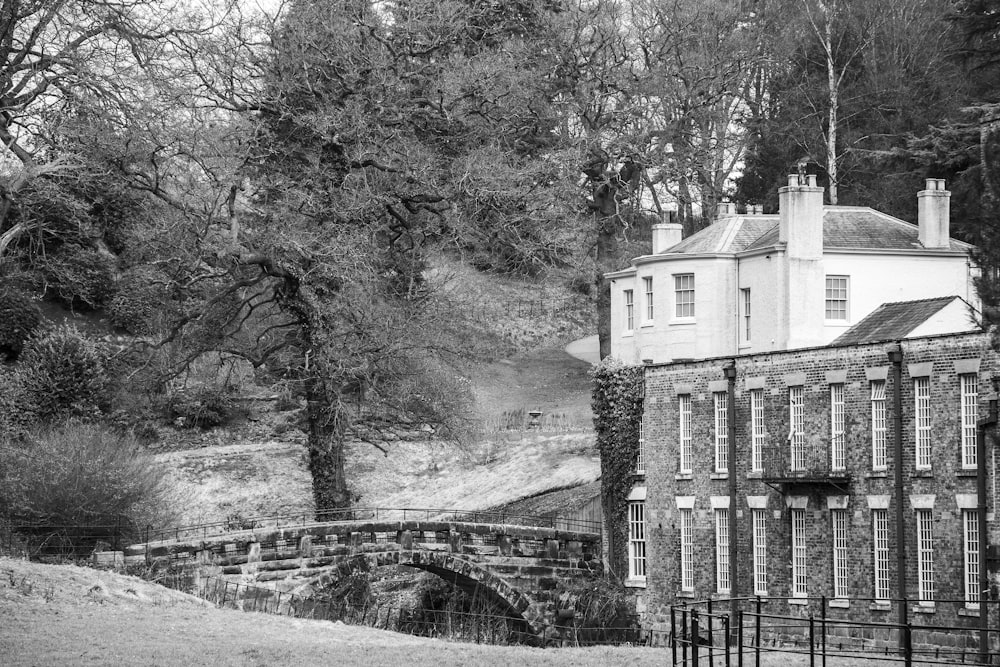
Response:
670,318,696,326
958,607,981,618
957,469,978,478
912,604,936,614
624,578,647,589
675,473,693,481
622,331,634,338
788,597,808,606
824,320,850,327
738,343,752,350
640,322,655,328
829,599,849,609
709,472,729,480
867,470,888,478
869,602,891,612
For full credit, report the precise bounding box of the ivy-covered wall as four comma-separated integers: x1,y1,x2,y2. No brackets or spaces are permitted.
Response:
591,358,643,579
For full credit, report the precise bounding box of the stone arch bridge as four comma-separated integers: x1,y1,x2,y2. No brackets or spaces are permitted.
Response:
126,510,603,636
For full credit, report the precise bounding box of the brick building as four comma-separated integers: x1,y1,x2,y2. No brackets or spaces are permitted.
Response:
624,330,999,638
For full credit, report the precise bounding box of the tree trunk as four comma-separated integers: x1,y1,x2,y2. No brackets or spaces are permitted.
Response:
305,376,351,513
826,20,838,205
593,181,621,361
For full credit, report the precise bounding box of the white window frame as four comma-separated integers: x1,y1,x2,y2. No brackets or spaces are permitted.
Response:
964,509,980,609
624,289,634,332
790,386,805,471
752,509,768,595
914,377,932,469
643,276,654,323
825,275,849,321
831,509,849,599
674,273,695,319
714,391,729,474
715,509,731,594
916,509,935,605
750,389,765,473
679,394,692,474
636,418,645,474
680,508,694,592
873,508,890,602
791,508,808,597
961,374,979,469
741,288,751,343
871,381,887,471
830,383,845,470
628,501,647,582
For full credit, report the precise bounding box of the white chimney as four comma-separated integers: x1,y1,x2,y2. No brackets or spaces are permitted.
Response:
652,222,683,253
778,173,824,260
918,178,950,249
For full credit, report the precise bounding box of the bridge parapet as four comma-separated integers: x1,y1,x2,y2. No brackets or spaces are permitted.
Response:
126,519,601,569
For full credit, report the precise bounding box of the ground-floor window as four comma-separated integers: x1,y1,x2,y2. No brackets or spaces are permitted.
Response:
628,501,646,581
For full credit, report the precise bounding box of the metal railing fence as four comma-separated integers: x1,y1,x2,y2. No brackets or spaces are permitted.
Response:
142,506,602,544
671,596,1000,667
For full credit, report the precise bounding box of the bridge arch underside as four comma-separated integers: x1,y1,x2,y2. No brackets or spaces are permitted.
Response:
295,551,543,636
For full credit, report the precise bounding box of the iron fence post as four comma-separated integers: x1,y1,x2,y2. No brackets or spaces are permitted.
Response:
691,609,700,665
756,596,762,667
671,606,677,666
708,598,714,663
809,615,815,667
904,621,913,667
820,595,826,667
724,614,731,667
738,608,744,667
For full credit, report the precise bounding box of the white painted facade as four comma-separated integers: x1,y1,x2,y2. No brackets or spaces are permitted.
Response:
608,177,979,364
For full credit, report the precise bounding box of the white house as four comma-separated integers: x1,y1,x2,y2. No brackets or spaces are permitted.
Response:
607,176,980,363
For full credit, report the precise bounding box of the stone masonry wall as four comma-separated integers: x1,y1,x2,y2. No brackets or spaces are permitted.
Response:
632,332,998,639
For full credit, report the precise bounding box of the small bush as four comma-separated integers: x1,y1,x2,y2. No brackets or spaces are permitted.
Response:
107,266,171,335
15,324,111,424
169,385,236,429
0,289,42,360
0,422,179,531
41,244,115,309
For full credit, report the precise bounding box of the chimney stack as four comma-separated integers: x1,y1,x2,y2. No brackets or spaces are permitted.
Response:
778,173,824,260
652,221,683,253
918,178,950,249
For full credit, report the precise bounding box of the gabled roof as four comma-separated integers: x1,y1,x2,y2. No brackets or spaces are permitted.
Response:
831,296,975,346
662,207,972,256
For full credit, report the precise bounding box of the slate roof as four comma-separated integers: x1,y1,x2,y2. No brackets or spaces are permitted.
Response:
831,297,973,346
662,207,972,255
665,215,778,254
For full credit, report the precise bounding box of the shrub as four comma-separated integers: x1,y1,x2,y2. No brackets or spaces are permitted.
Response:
107,266,171,334
41,244,115,309
169,385,236,429
0,422,179,532
15,324,110,424
0,289,42,360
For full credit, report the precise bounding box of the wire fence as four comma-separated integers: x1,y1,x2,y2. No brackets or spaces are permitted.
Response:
2,518,136,560
670,596,1000,667
142,507,603,544
159,574,639,648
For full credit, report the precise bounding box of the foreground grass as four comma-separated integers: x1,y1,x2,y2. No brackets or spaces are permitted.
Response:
0,558,895,666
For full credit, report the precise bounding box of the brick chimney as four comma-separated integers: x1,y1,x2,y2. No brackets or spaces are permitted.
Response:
778,173,824,260
651,222,683,253
918,178,950,249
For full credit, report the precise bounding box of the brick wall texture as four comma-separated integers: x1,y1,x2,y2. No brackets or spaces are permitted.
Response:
630,331,999,634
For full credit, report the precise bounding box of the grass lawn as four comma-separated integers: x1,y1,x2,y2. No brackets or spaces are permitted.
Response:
0,558,904,667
